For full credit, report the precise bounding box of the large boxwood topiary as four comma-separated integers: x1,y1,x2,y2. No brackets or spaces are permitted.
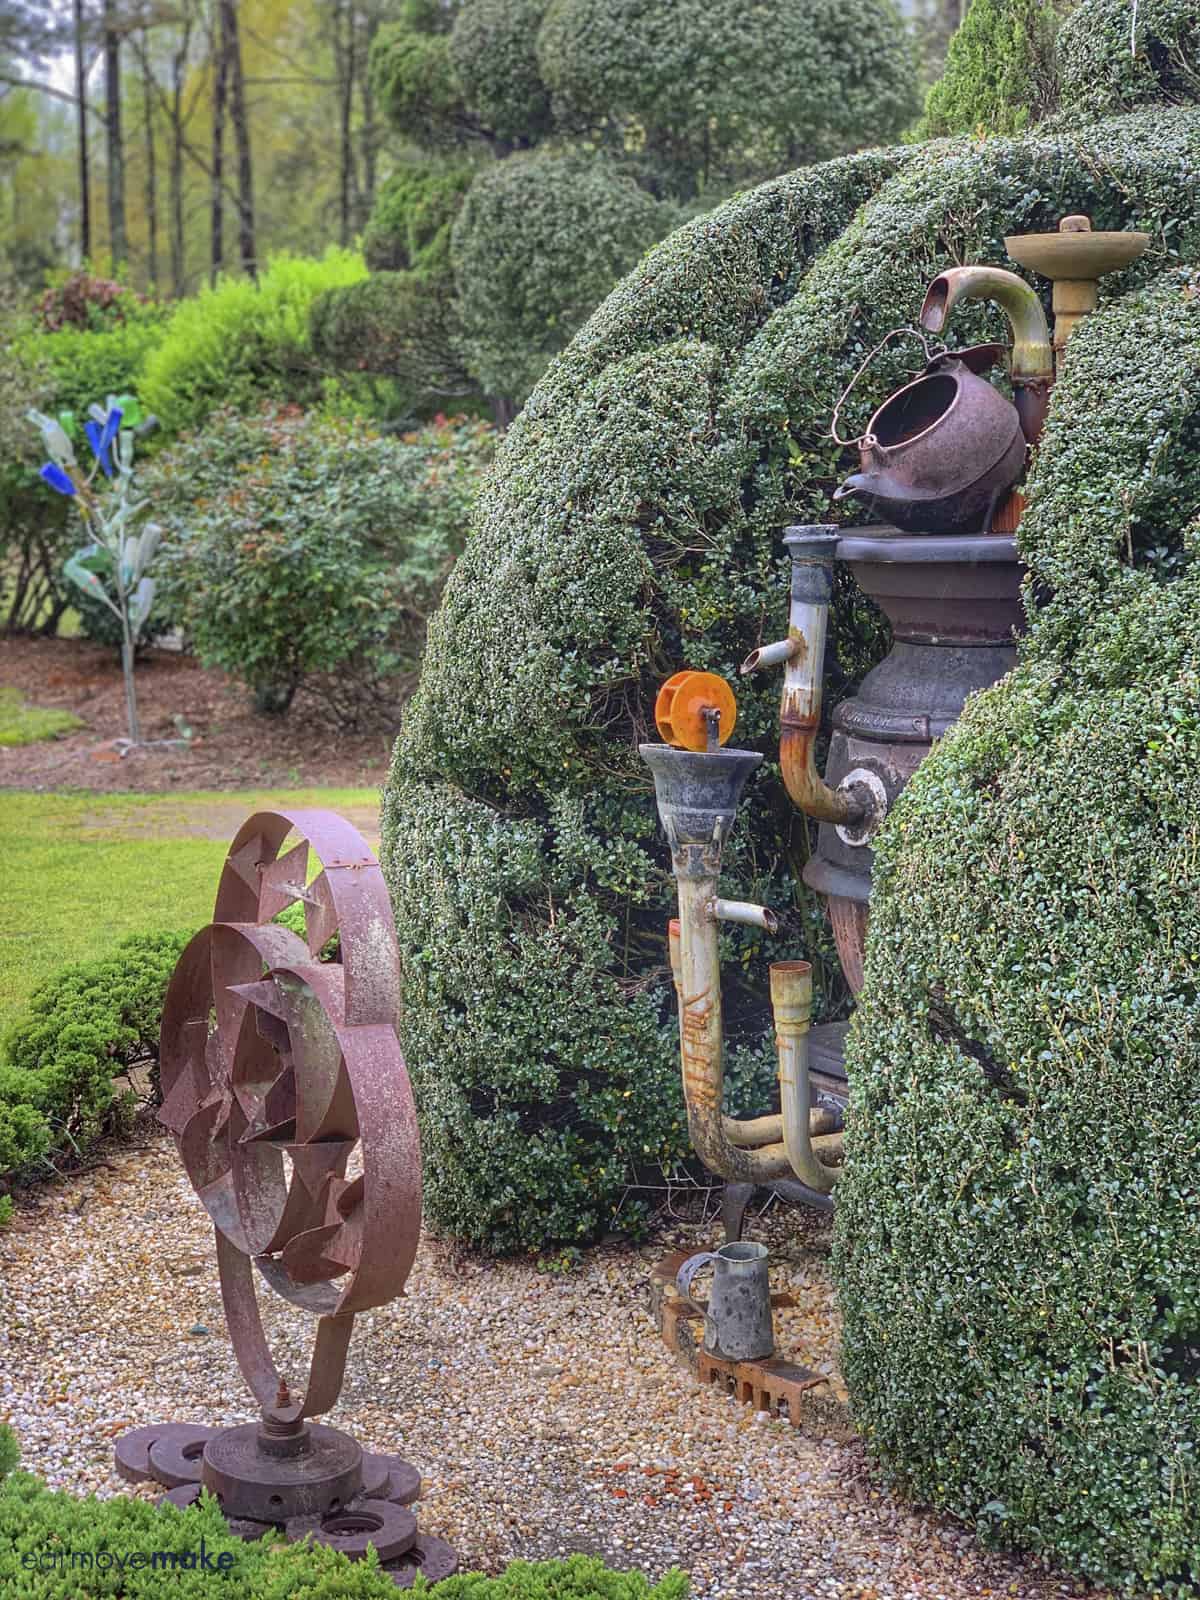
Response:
381,109,1200,1255
833,267,1200,1590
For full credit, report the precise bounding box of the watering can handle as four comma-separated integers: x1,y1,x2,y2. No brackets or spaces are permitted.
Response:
675,1250,719,1315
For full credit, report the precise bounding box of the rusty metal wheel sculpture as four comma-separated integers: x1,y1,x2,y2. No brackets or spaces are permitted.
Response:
115,810,458,1586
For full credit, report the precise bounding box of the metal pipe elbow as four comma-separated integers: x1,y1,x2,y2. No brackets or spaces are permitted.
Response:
771,961,838,1196
919,265,1053,387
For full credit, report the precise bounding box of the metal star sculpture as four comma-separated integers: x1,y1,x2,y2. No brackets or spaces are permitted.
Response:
115,810,458,1588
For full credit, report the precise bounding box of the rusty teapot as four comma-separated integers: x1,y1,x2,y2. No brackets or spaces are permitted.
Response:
833,343,1025,535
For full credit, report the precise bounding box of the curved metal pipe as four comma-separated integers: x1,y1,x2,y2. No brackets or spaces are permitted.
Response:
779,527,874,829
668,900,795,1183
919,266,1053,445
771,961,838,1195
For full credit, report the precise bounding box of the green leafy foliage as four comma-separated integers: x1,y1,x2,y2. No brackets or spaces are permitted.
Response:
836,267,1200,1591
919,0,1070,135
19,311,167,435
0,931,188,1186
309,272,473,405
0,686,82,747
538,0,918,180
338,0,920,414
150,407,494,721
382,105,1200,1265
451,151,677,400
0,1429,16,1482
1058,0,1200,119
362,164,473,274
0,1471,687,1596
450,0,555,146
140,250,368,435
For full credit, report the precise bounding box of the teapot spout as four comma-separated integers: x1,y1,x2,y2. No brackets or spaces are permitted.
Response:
834,473,870,502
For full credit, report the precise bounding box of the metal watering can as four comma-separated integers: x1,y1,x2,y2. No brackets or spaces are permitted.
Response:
675,1242,775,1362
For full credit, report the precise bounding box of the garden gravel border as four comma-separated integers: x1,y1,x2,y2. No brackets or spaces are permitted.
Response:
0,1141,1102,1599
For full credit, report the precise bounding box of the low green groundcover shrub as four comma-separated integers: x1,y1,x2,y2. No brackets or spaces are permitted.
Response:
380,104,1196,1255
149,407,494,723
0,932,187,1187
0,1462,688,1596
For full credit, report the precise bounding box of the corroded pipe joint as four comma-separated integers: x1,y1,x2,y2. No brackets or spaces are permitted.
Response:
778,527,875,831
740,638,799,675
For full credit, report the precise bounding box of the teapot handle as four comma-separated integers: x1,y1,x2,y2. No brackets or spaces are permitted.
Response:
829,325,946,448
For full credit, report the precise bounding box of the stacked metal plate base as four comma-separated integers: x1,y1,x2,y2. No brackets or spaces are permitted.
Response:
112,810,459,1588
114,1420,456,1588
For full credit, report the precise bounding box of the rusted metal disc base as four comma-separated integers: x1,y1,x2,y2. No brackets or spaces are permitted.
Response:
114,1421,458,1585
202,1420,363,1524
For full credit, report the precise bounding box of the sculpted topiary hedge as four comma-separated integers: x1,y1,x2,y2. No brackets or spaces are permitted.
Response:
381,100,1200,1256
834,270,1200,1590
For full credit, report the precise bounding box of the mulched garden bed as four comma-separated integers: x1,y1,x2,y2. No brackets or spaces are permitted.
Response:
0,635,395,793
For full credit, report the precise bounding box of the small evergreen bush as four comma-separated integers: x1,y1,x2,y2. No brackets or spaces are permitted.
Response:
0,1470,687,1597
919,0,1070,135
0,932,188,1186
139,250,367,435
150,407,494,721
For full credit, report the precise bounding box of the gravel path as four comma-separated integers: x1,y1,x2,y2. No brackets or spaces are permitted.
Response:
1,1138,1102,1600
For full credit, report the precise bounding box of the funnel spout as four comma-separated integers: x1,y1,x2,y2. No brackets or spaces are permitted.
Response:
919,265,1052,444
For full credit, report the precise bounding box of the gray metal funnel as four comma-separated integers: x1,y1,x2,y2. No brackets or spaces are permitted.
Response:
639,744,763,860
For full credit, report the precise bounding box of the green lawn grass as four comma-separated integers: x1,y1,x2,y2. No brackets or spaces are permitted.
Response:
0,787,379,1027
0,687,84,747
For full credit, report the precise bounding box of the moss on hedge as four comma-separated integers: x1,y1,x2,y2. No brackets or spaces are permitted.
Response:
382,109,1200,1256
834,267,1200,1591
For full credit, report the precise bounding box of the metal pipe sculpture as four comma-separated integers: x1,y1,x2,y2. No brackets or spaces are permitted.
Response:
114,809,458,1589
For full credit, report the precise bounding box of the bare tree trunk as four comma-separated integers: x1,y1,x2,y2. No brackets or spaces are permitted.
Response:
169,18,191,296
332,0,358,246
210,4,228,284
140,31,159,290
220,0,255,278
359,8,380,228
103,0,127,269
74,0,91,262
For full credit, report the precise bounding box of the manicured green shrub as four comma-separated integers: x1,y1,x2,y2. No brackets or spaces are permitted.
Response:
0,1470,688,1597
340,0,920,417
0,1429,16,1482
919,0,1071,135
450,0,554,146
151,407,494,721
139,250,367,435
835,267,1200,1591
381,105,1199,1257
0,932,188,1186
1058,0,1200,120
309,271,473,403
537,0,918,177
451,151,677,401
362,164,473,274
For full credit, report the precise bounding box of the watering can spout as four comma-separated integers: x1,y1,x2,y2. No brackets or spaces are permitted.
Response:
834,473,869,502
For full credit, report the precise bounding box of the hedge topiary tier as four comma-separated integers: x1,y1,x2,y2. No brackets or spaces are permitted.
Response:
381,104,1200,1257
834,268,1200,1591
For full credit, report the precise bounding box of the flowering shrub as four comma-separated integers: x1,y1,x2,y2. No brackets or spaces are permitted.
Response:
150,407,494,722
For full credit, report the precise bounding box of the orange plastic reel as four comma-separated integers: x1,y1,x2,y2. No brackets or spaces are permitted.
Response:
654,670,737,752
